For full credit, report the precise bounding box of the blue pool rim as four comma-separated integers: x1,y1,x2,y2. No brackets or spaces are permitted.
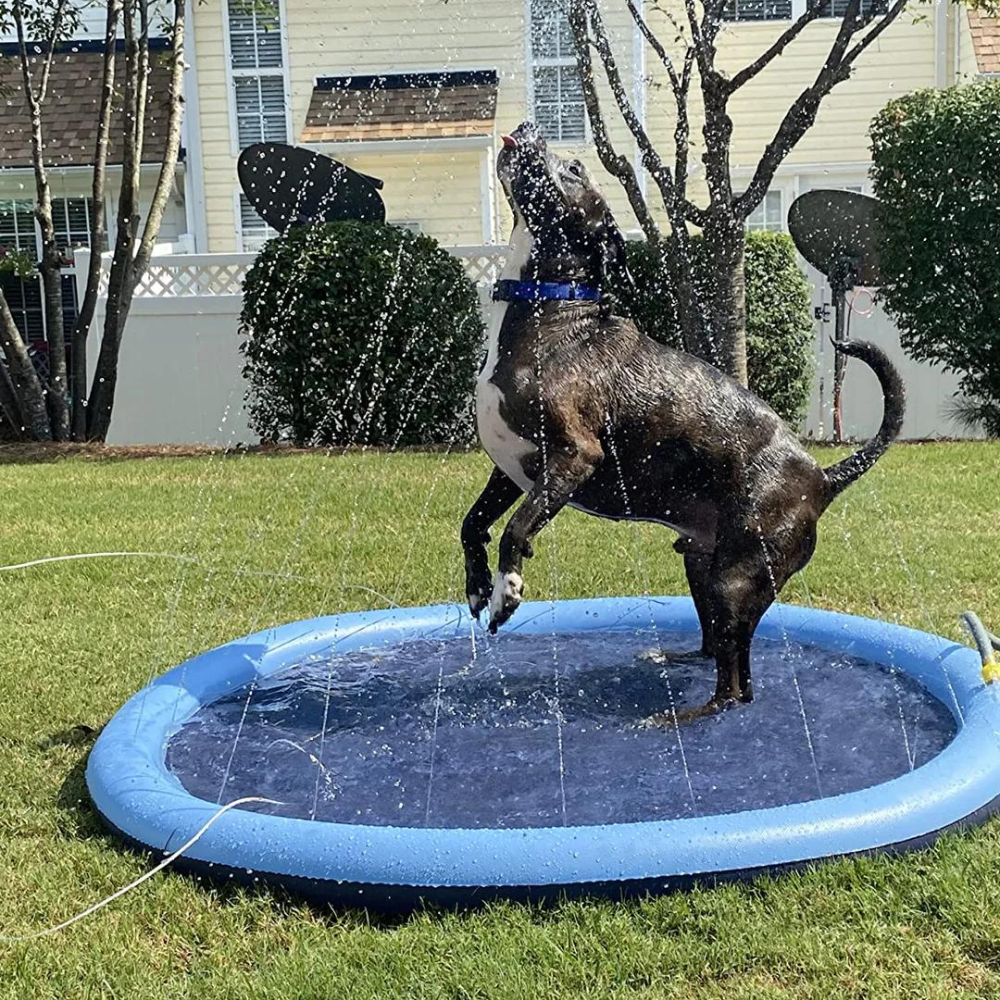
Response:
86,597,1000,911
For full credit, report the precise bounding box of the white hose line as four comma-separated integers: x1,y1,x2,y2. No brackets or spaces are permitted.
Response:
1,796,282,943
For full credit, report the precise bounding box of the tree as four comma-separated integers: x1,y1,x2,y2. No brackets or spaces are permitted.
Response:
567,0,961,386
0,0,186,442
871,82,1000,436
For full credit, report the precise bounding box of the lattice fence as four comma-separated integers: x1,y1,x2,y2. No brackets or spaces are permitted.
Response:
125,258,252,298
91,246,507,301
450,245,508,288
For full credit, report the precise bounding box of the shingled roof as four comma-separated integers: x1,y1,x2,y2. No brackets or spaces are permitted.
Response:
968,11,1000,75
0,40,176,169
301,70,498,143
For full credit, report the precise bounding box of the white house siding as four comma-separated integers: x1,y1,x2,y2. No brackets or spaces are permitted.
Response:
332,151,486,245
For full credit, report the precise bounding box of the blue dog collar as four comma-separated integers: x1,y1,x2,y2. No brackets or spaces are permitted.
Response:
492,279,601,303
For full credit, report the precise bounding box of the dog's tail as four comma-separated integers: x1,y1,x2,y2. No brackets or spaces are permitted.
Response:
822,340,906,503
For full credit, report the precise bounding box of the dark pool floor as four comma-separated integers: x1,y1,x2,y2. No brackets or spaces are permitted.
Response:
166,629,956,829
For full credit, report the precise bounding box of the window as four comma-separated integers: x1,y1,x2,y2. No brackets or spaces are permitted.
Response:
722,0,792,21
227,0,288,149
0,198,99,346
816,0,886,17
52,198,105,258
746,190,784,232
0,197,103,256
0,199,36,252
0,273,44,342
530,0,586,143
238,194,278,252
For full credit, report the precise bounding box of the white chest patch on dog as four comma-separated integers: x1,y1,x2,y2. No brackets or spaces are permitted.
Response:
476,219,537,493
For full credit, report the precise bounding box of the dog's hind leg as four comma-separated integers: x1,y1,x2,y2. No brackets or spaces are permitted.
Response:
489,440,603,632
461,467,523,620
641,549,716,666
684,551,716,658
703,535,780,710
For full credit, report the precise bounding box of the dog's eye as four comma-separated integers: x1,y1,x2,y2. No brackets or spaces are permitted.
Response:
566,160,584,178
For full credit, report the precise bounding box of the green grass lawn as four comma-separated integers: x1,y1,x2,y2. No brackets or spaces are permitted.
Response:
0,442,999,999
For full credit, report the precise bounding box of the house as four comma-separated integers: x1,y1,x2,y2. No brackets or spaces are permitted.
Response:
0,4,191,369
1,0,997,444
183,0,999,252
3,1,997,259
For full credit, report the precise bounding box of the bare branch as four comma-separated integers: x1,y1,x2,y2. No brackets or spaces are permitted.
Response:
0,290,51,440
13,0,71,439
682,0,710,79
626,0,680,91
133,0,150,165
734,0,879,216
844,0,909,63
134,0,186,276
725,0,826,94
568,0,660,240
71,0,121,439
36,0,68,102
583,0,687,216
674,48,695,210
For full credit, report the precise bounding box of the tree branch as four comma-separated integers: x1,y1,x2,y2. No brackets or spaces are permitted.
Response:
88,0,189,440
673,48,696,213
134,0,185,277
71,0,121,439
626,0,680,91
582,0,690,222
37,0,67,101
0,289,51,440
733,0,896,216
13,0,71,439
725,0,826,94
569,0,660,240
844,0,909,63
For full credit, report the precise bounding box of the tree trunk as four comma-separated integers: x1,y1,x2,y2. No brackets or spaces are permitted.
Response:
86,1,141,442
14,0,71,441
0,344,25,436
88,0,186,442
701,214,748,387
37,238,70,437
0,288,52,440
71,0,120,440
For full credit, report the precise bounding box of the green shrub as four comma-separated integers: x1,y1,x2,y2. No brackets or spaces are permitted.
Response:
609,231,814,426
871,82,1000,437
240,221,483,447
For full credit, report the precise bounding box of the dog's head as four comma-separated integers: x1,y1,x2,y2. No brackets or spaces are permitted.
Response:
497,121,632,291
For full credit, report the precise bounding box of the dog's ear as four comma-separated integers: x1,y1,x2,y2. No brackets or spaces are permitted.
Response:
599,213,634,292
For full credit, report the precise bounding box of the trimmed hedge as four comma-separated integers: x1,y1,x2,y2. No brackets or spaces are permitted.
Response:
609,231,815,426
240,222,483,447
871,82,1000,436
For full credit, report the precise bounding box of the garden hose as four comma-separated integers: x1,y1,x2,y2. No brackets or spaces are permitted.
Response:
961,611,1000,685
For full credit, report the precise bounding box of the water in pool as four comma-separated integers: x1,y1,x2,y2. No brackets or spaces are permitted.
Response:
166,629,956,829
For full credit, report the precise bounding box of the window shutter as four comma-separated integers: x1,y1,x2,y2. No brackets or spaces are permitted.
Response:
722,0,792,21
530,0,586,143
239,194,277,252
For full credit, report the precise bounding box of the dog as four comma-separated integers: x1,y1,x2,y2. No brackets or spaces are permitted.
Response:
461,121,905,718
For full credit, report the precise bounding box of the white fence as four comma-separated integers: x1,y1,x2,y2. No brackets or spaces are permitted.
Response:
77,246,975,446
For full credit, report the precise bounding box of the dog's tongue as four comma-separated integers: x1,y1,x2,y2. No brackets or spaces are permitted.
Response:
501,134,517,150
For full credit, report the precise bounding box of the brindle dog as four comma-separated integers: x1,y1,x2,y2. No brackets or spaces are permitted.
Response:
462,121,905,718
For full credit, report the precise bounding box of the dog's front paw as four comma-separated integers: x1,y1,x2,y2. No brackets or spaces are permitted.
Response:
466,570,493,621
488,570,523,634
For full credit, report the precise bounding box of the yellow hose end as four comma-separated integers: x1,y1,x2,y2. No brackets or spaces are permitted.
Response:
983,657,1000,686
